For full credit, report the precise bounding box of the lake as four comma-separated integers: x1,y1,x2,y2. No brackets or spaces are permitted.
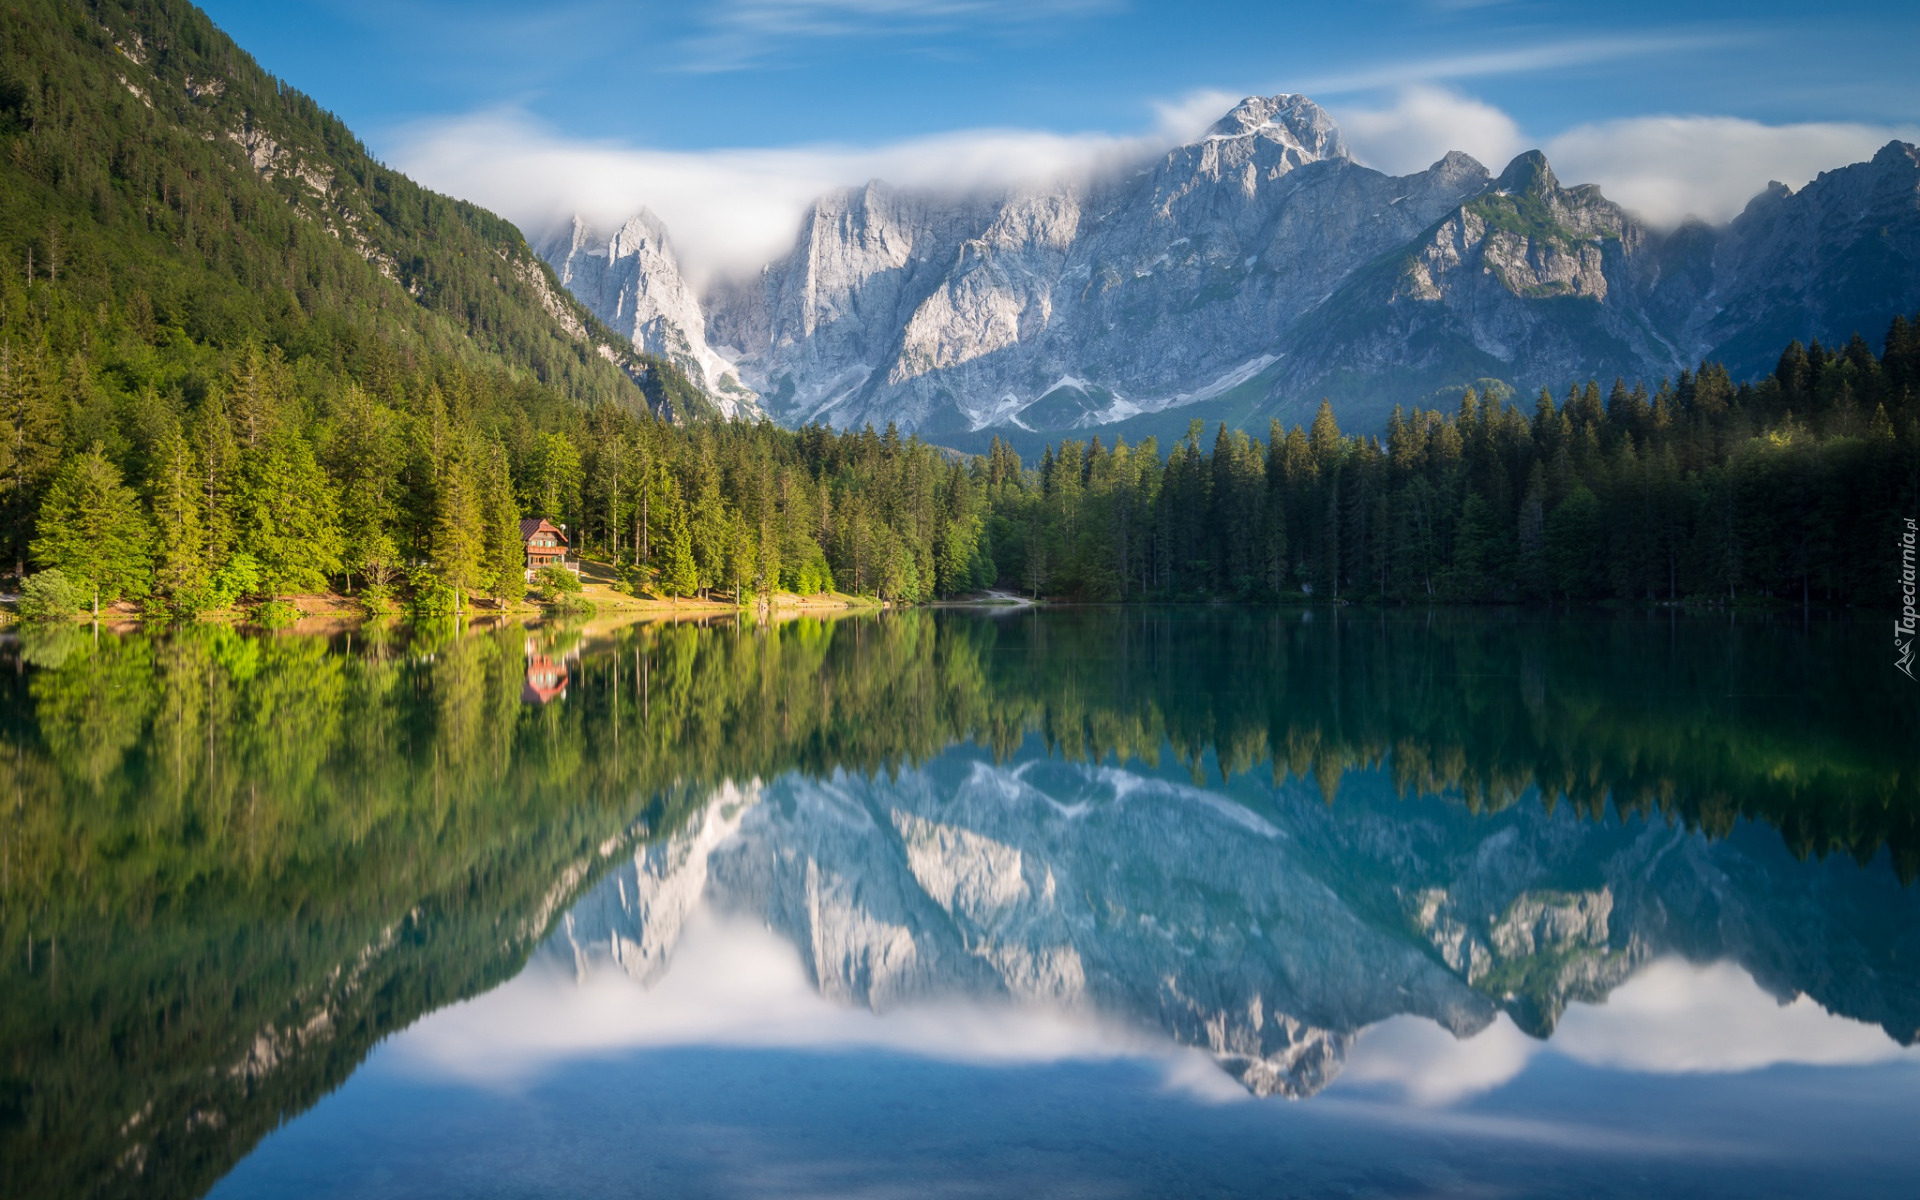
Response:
4,608,1918,1199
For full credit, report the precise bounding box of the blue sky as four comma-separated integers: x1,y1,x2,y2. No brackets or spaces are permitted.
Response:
196,0,1920,278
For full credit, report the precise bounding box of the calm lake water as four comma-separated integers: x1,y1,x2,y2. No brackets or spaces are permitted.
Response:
4,608,1918,1199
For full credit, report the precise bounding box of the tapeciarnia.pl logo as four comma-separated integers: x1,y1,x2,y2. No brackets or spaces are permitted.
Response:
1900,517,1917,679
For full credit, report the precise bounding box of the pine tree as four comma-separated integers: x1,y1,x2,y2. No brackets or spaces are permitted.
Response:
430,445,485,612
149,429,209,615
32,446,150,618
0,344,62,577
480,444,526,607
236,434,344,602
658,491,698,598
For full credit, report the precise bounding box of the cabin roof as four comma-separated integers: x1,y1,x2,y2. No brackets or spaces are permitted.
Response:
519,518,567,545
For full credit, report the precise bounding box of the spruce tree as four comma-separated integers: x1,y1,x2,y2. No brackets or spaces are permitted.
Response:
480,445,526,607
1544,484,1603,600
149,430,209,615
528,432,582,527
0,344,62,577
332,384,398,595
658,493,698,598
430,447,485,612
235,434,344,602
32,446,150,618
192,398,238,588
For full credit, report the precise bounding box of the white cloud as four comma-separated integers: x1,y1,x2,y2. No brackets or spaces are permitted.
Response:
1549,958,1913,1073
681,0,1120,72
1337,957,1917,1108
388,907,1173,1088
388,100,1212,286
1331,86,1915,226
1335,85,1524,176
1298,32,1744,97
1543,115,1920,226
1338,1011,1540,1106
391,80,1918,290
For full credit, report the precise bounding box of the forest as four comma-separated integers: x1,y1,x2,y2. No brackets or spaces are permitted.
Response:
8,298,1919,615
2,0,1917,615
985,320,1920,606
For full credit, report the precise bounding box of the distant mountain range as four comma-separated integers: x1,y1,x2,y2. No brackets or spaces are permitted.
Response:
542,94,1920,451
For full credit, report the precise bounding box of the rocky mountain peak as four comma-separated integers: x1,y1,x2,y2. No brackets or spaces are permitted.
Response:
607,207,677,263
1416,149,1493,194
540,207,761,419
1872,139,1920,169
1493,149,1558,195
1203,93,1349,160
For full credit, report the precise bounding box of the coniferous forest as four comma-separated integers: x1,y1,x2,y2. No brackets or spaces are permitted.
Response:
2,0,1917,617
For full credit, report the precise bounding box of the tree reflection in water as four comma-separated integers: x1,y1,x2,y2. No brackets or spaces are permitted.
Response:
1,608,1913,1199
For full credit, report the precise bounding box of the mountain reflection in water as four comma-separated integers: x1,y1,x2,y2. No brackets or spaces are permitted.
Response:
526,743,1918,1100
2,608,1916,1199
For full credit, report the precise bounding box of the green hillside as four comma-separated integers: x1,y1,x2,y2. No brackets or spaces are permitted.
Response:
0,0,716,568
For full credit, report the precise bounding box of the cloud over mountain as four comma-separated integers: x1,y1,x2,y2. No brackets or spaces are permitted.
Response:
390,104,1206,285
395,88,1917,286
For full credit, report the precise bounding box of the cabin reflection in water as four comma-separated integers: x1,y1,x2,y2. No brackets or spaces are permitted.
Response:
522,639,571,705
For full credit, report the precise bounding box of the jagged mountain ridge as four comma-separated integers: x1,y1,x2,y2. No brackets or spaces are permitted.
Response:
542,748,1920,1100
542,95,1920,448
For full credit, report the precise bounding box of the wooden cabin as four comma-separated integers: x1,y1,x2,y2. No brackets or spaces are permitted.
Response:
521,518,569,577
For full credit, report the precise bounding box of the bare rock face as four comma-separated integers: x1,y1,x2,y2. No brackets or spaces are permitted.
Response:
539,213,762,419
1685,140,1920,369
540,95,1920,443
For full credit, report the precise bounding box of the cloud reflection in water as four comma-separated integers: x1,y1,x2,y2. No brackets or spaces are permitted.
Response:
392,902,1914,1113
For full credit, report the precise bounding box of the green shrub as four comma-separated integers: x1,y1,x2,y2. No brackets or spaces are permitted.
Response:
490,569,528,608
405,565,456,618
536,564,583,596
252,599,301,628
209,554,263,610
16,570,86,621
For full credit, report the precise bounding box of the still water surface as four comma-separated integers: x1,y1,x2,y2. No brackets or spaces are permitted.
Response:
4,609,1917,1198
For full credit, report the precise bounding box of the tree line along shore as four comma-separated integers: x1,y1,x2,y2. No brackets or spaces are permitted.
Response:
6,312,1919,622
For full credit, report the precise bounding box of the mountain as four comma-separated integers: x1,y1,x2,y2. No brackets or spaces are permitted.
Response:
539,212,762,419
543,95,1920,450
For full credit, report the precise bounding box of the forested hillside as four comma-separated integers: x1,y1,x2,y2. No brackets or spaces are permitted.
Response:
0,0,712,584
2,0,1915,617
